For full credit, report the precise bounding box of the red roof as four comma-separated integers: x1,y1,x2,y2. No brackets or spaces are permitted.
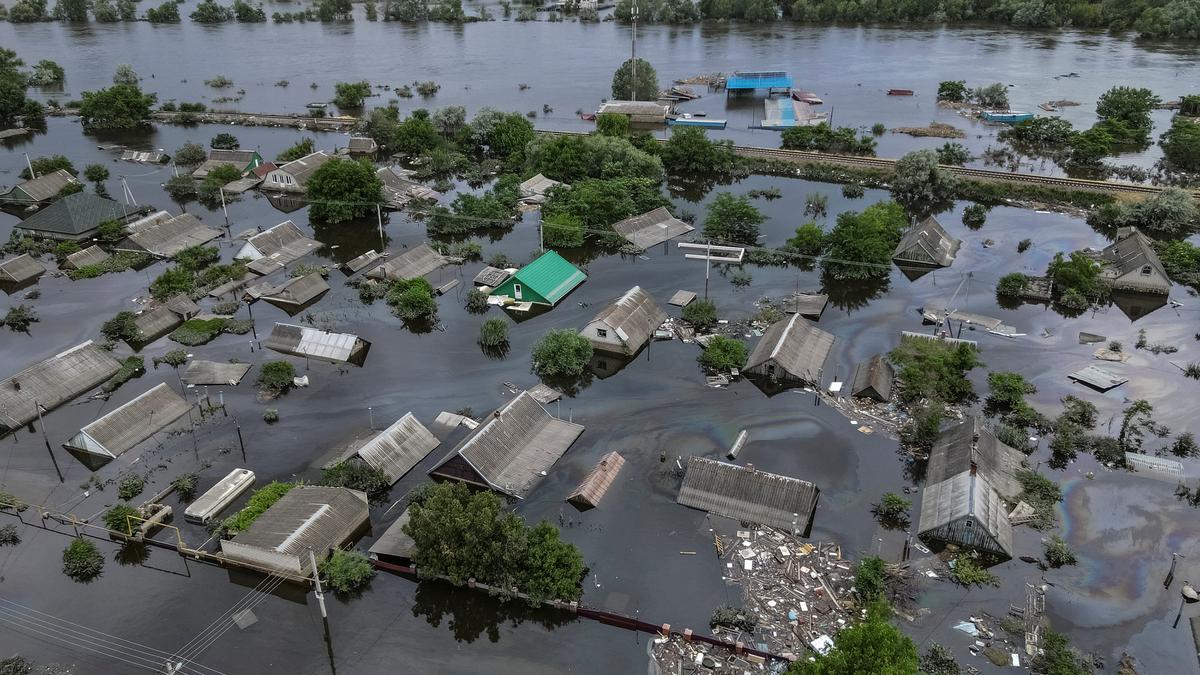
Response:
252,162,278,178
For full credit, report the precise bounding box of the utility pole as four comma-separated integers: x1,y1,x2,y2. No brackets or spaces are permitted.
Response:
34,400,64,483
219,187,229,228
23,153,35,179
703,240,711,299
309,549,327,619
121,176,137,206
630,1,638,100
538,214,544,253
376,203,384,251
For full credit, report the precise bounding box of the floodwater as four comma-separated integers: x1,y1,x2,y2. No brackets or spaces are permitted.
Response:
1,18,1199,675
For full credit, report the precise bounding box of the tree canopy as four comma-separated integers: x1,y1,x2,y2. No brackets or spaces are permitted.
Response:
532,330,593,378
78,83,156,128
306,157,382,223
611,58,659,101
890,150,958,211
821,201,906,280
702,192,764,245
787,601,918,675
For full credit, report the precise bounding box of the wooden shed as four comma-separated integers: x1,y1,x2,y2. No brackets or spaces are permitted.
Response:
567,451,625,509
744,315,835,385
850,354,894,402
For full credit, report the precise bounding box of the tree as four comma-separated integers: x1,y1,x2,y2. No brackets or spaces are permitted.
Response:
1033,630,1092,675
596,112,629,137
1096,86,1160,134
315,0,353,19
891,150,958,210
28,59,64,85
232,0,266,21
661,127,738,178
854,556,885,601
384,0,427,20
321,460,391,502
996,272,1029,297
962,203,988,228
145,1,181,22
385,277,438,322
1160,117,1200,172
871,492,910,527
83,163,109,185
822,201,906,280
112,64,138,86
148,267,194,300
333,80,371,109
306,157,382,223
1117,399,1156,454
62,538,104,582
784,222,825,257
542,177,669,233
919,644,960,675
936,80,968,102
681,299,717,327
1066,126,1113,168
52,0,88,21
787,601,917,675
256,361,297,396
1125,187,1199,237
532,330,593,378
210,132,239,150
985,371,1036,412
972,82,1009,109
190,0,233,21
7,0,50,21
935,142,971,165
1171,432,1198,458
78,84,156,128
948,554,999,587
611,58,659,101
702,193,764,245
431,105,466,137
19,155,75,180
524,133,663,183
173,142,206,167
1047,251,1104,299
101,311,141,342
319,549,375,594
0,50,31,128
542,212,584,248
889,337,982,405
103,504,139,534
276,138,314,163
698,336,747,372
781,123,876,155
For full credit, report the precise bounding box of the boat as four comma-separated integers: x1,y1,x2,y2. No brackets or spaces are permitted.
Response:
667,114,727,129
980,110,1035,123
580,112,597,121
887,88,914,96
306,101,328,110
791,90,823,104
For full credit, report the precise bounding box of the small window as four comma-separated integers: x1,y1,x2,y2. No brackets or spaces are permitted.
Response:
597,328,608,338
1140,265,1151,275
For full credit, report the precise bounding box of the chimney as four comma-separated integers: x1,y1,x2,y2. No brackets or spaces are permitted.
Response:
745,463,755,472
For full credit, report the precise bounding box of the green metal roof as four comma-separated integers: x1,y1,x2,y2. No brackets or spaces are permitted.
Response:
15,193,126,237
512,250,586,305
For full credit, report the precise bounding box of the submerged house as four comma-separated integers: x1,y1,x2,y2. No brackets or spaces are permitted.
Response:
518,174,563,204
744,315,835,386
192,149,264,179
918,417,1024,561
611,207,694,250
567,451,625,509
490,250,586,308
892,216,961,269
61,244,110,271
264,322,371,365
377,166,441,209
0,342,121,433
257,272,330,313
261,151,332,194
346,136,379,155
850,354,894,402
12,193,128,242
63,383,192,459
0,254,47,291
328,412,441,485
0,169,80,206
130,295,200,345
428,390,585,499
1096,227,1171,296
367,244,447,282
677,457,820,535
118,212,222,258
596,101,670,124
236,221,322,268
221,485,369,576
580,285,667,355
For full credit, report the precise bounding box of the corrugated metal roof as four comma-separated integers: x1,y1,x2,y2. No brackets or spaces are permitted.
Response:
726,71,793,90
239,221,321,265
0,342,122,430
1,169,79,203
745,315,835,384
584,285,667,354
1099,228,1170,291
611,207,694,250
209,149,260,164
567,451,625,508
62,244,110,270
519,173,563,198
926,417,1024,498
668,290,697,307
225,486,369,574
260,273,330,309
347,137,378,153
676,457,819,532
121,150,168,164
264,322,369,364
1068,365,1128,391
918,470,1013,559
15,193,125,237
181,360,252,386
341,250,381,274
783,293,828,320
851,354,893,402
0,254,46,284
893,216,960,267
367,244,447,282
368,509,415,561
64,383,191,458
276,151,332,185
351,413,440,484
431,391,584,498
132,304,184,343
508,250,586,305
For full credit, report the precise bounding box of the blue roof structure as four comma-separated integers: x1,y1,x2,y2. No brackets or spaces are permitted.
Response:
726,71,793,91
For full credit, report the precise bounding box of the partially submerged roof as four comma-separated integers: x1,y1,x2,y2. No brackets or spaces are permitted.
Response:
341,249,381,275
494,250,586,306
238,221,321,265
121,212,221,258
611,207,694,250
726,71,794,90
585,285,667,354
15,193,126,238
260,272,330,310
429,391,584,499
377,166,441,208
223,486,368,575
745,314,835,383
851,354,894,402
275,151,332,185
369,509,415,562
0,342,122,431
62,244,109,270
676,457,819,533
597,100,670,117
527,383,562,405
1068,365,1127,391
264,322,370,365
783,293,828,320
473,265,511,288
668,290,697,307
347,413,441,484
121,150,168,164
567,451,625,509
367,244,447,281
0,169,79,204
918,469,1013,560
519,173,563,200
892,216,960,268
132,304,185,343
1099,228,1170,290
64,383,191,458
347,136,378,153
181,360,252,386
0,254,46,285
926,417,1024,498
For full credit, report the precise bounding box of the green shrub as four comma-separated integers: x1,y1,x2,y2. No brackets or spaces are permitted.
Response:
169,318,229,346
116,474,146,500
256,361,296,396
1043,535,1076,568
149,267,196,300
212,300,240,315
531,330,593,378
699,336,747,372
0,492,28,513
385,277,438,322
0,525,20,546
962,203,988,228
172,473,199,501
102,356,145,394
841,183,865,199
3,305,38,332
320,460,391,503
871,492,911,526
465,288,490,313
855,555,885,601
479,317,509,348
104,504,140,535
62,538,104,582
263,408,279,423
101,311,142,342
680,299,717,327
154,349,189,368
949,554,999,587
889,337,982,405
319,549,376,594
174,245,219,272
221,481,297,535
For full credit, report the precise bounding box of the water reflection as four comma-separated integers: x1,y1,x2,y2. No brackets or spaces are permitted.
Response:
820,271,890,312
411,579,577,644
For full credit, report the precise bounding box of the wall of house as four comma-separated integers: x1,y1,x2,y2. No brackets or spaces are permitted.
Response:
582,320,631,354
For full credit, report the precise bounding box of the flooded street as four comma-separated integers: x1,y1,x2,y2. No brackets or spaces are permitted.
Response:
2,15,1200,675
